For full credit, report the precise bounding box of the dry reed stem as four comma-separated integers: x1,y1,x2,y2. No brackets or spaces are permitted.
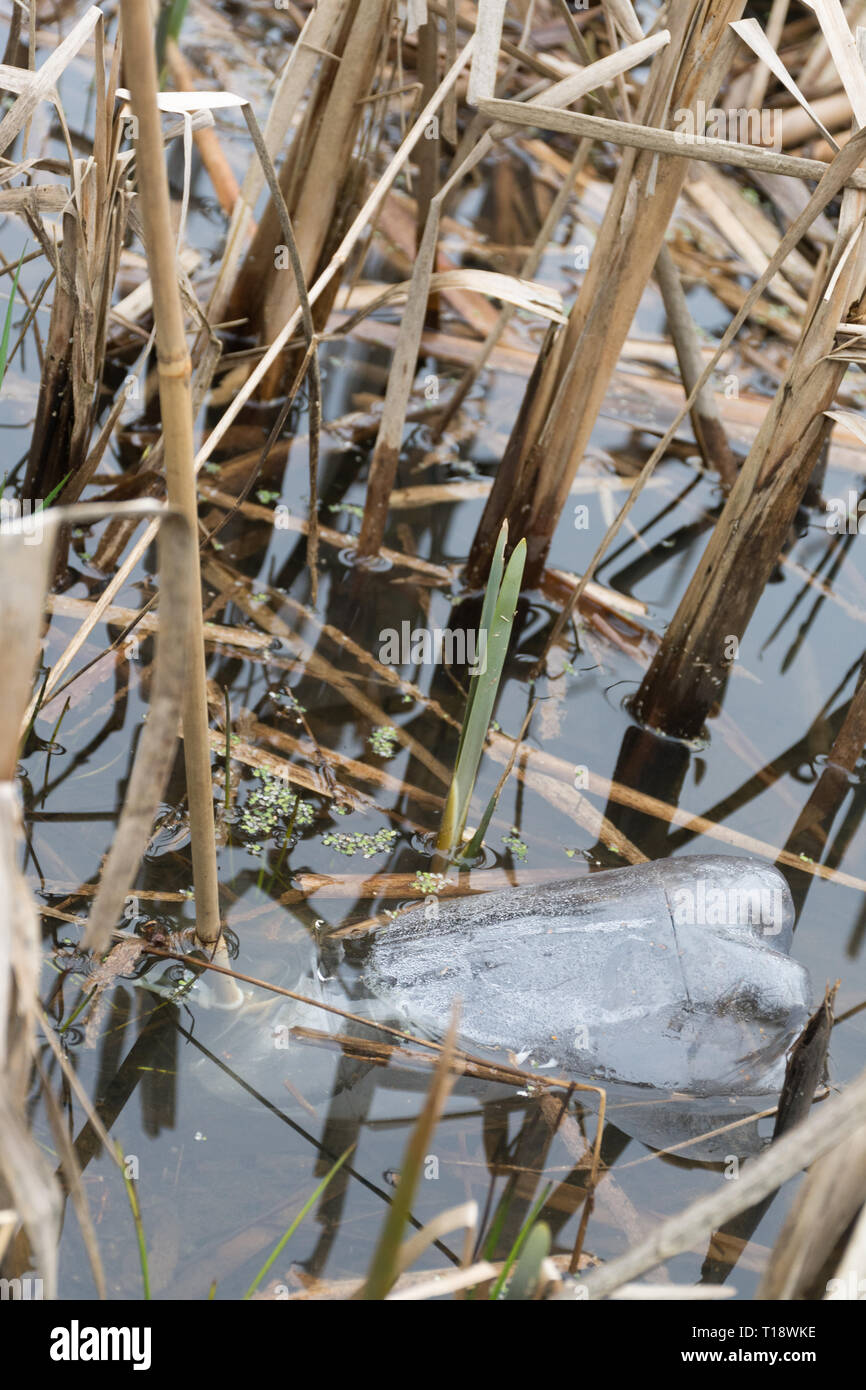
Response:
635,88,866,735
759,1117,866,1295
478,96,866,187
358,141,489,556
204,0,345,329
467,0,749,587
536,119,866,672
653,244,739,488
165,41,240,215
572,1062,866,1299
434,138,592,438
0,6,101,160
119,0,223,955
38,32,477,694
235,0,390,373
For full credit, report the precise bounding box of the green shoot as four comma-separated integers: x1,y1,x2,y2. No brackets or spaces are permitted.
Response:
36,472,71,511
458,701,535,863
360,1014,457,1299
117,1142,150,1300
502,1220,551,1300
489,1183,552,1300
436,522,526,858
243,1145,353,1299
0,247,25,393
156,0,189,81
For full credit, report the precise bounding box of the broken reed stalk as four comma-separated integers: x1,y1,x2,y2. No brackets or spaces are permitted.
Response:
653,244,739,489
358,143,489,558
535,114,866,680
203,0,346,332
465,0,747,589
119,0,234,993
778,654,866,916
357,28,668,559
570,1060,866,1300
432,138,592,441
230,0,389,392
758,1112,866,1298
634,55,866,739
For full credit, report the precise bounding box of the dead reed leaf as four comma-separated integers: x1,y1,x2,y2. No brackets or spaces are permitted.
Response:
0,6,102,160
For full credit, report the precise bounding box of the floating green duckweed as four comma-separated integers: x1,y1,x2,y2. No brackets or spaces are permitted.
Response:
368,725,399,758
322,827,398,858
411,871,450,895
240,770,314,851
502,830,528,861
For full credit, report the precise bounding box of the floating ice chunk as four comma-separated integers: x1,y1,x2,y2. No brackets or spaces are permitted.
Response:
362,855,811,1098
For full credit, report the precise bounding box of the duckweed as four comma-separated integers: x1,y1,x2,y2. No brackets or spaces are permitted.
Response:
322,827,398,858
368,725,399,758
240,770,314,850
502,830,528,861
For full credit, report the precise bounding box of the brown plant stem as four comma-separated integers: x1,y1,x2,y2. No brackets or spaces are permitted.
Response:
465,0,747,588
119,0,227,968
633,136,866,739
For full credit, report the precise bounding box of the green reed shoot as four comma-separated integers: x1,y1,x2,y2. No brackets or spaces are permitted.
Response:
0,247,24,393
436,521,526,858
501,1220,551,1301
243,1145,353,1299
489,1183,552,1298
117,1141,150,1300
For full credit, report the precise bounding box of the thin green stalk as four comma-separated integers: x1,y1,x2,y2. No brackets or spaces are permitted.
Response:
458,701,535,862
117,1142,150,1300
0,246,25,391
58,986,97,1035
223,686,231,811
265,794,300,895
156,0,189,80
36,470,71,510
361,1015,458,1299
503,1221,551,1300
243,1145,353,1299
489,1182,552,1300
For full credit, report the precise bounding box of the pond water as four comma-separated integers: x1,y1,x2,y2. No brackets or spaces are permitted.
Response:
7,1,866,1299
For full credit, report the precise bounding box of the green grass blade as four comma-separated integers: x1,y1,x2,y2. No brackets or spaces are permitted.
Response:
0,248,25,392
445,539,526,851
243,1145,354,1299
117,1142,150,1300
35,472,71,511
458,701,535,862
449,520,508,778
156,0,189,78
